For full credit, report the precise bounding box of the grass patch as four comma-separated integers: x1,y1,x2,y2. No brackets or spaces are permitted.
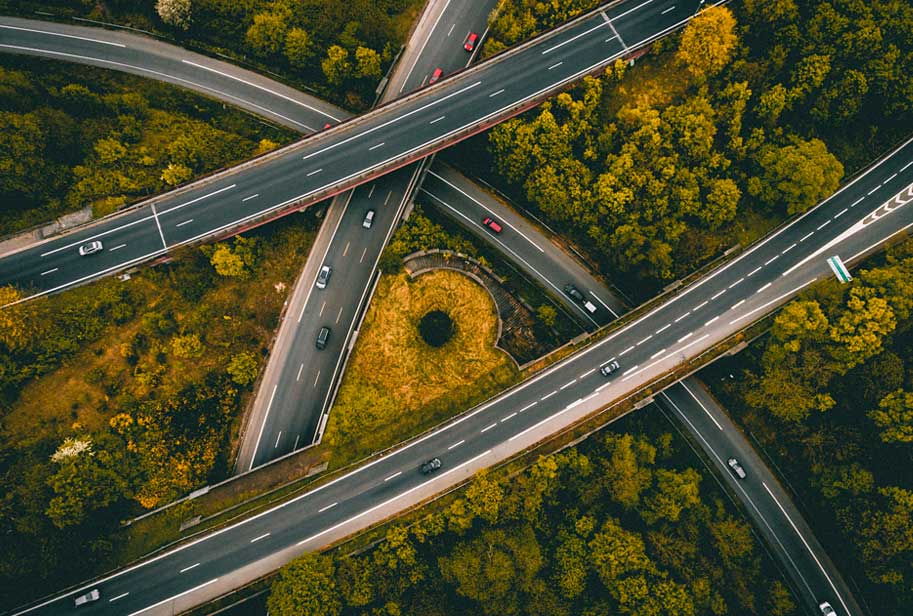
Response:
324,270,520,465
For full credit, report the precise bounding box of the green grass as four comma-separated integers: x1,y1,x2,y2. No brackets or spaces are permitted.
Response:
324,270,521,465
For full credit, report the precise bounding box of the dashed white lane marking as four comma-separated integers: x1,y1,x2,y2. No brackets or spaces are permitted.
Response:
619,345,635,356
306,168,323,177
728,278,743,289
175,219,193,227
799,231,814,242
650,349,666,360
694,301,708,310
758,282,772,293
360,247,368,263
274,431,282,448
885,173,898,183
579,368,596,378
519,401,537,413
834,208,848,218
384,190,393,206
293,435,300,450
764,254,780,266
747,267,762,277
319,301,326,316
296,363,304,381
548,61,564,70
109,592,129,602
541,390,558,400
368,185,376,199
447,439,465,450
429,116,445,124
501,412,517,423
40,268,58,276
677,332,693,343
622,334,709,382
731,299,746,309
661,5,676,14
621,365,639,376
368,142,385,151
481,422,497,433
242,193,259,202
250,533,270,543
336,306,344,323
180,563,200,573
560,379,576,390
489,88,505,97
384,471,402,482
901,160,913,172
782,243,797,254
704,316,719,326
817,220,831,231
447,23,456,36
314,370,321,387
542,20,609,55
110,243,127,252
343,242,350,257
674,313,689,323
867,184,882,195
850,197,864,207
656,323,671,334
730,278,818,325
318,502,337,513
637,335,652,345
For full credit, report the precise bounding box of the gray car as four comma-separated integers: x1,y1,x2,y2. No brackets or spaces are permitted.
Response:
315,264,332,289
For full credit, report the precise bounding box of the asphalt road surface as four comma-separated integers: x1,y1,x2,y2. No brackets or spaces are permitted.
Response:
0,0,708,302
235,0,501,471
13,127,911,616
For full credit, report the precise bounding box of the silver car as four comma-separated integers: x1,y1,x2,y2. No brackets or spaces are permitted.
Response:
819,602,836,616
74,589,100,606
363,209,376,229
78,240,103,256
315,264,332,289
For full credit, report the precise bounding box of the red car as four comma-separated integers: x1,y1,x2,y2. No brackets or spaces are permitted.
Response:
464,32,479,52
482,217,503,234
429,68,443,84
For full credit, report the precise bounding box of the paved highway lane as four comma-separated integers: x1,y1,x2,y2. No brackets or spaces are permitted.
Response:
237,0,501,470
1,0,708,302
16,131,912,616
420,161,866,614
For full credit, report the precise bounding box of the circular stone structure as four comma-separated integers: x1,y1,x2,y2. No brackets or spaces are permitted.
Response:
418,309,454,347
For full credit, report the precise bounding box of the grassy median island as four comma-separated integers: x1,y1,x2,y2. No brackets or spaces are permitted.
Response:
324,270,520,465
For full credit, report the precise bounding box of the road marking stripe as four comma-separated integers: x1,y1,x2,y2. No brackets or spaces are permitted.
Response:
481,423,497,433
622,334,709,382
799,232,814,242
175,219,193,227
867,184,882,195
541,390,558,400
650,349,666,359
710,289,726,300
619,345,635,356
637,335,652,345
501,412,517,422
656,323,671,334
817,220,831,231
179,563,200,573
274,431,282,448
622,365,639,376
242,193,259,202
560,380,576,390
728,278,743,289
151,203,167,248
782,243,797,254
369,142,385,151
677,333,693,343
704,316,719,326
579,368,596,378
764,254,780,266
542,21,608,55
757,282,772,293
40,268,58,276
694,301,708,310
509,408,568,441
127,579,218,616
429,116,445,124
519,401,537,413
0,23,126,47
109,592,129,602
731,299,745,309
306,168,323,177
850,197,864,207
489,88,505,97
318,502,337,513
548,61,564,70
834,208,848,218
747,266,762,277
250,533,270,543
447,440,465,450
730,279,818,325
661,5,675,14
384,471,401,482
110,243,126,252
674,313,689,323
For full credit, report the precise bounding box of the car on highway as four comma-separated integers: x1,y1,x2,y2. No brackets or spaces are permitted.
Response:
316,264,332,289
74,589,100,607
599,360,620,377
316,326,331,350
78,240,103,256
429,68,443,84
482,216,503,234
727,457,747,479
420,457,442,474
563,284,598,314
464,32,479,52
363,209,376,229
819,602,836,616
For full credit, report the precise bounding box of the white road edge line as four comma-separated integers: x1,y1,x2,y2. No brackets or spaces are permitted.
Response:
126,579,218,616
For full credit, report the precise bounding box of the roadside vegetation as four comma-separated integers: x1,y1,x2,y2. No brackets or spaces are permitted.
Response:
270,410,799,616
0,213,318,607
705,238,913,615
8,0,425,109
324,269,519,466
471,2,913,298
0,56,294,237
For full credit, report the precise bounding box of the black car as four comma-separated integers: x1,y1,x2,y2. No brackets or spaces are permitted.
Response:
420,458,442,474
563,284,585,303
316,326,331,350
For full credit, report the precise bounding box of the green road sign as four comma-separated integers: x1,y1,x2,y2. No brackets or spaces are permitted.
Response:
827,255,852,283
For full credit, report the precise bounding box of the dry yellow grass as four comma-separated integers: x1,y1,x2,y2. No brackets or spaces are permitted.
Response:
325,270,520,463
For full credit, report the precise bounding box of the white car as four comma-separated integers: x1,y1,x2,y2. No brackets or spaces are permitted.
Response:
74,589,100,606
363,209,376,229
727,457,747,479
315,264,332,289
819,602,836,616
78,240,103,256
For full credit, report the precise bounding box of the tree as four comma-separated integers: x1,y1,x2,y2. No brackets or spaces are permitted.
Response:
588,516,654,587
227,352,259,386
93,137,127,167
869,389,913,444
284,28,313,67
601,433,655,509
170,333,203,358
702,178,741,229
155,0,192,30
209,244,248,278
537,304,557,328
322,45,352,86
160,162,193,186
0,286,29,349
749,138,844,215
246,12,288,56
268,553,341,616
642,468,701,524
828,287,895,369
355,46,383,80
676,6,738,78
0,111,46,195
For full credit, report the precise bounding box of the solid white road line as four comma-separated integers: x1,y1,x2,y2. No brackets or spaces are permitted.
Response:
384,471,402,482
250,533,270,543
318,502,337,513
679,381,723,431
127,579,218,616
242,193,259,202
0,23,126,47
247,384,277,470
179,563,200,573
151,204,167,248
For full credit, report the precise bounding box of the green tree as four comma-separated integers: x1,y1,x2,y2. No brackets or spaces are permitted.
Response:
676,6,738,78
284,28,313,67
828,287,895,369
355,46,383,80
322,45,352,86
601,433,655,509
537,304,557,328
246,12,289,56
0,111,46,195
170,333,203,358
160,162,193,186
227,351,259,386
155,0,192,30
869,389,913,444
94,137,127,167
588,516,655,587
749,138,844,215
268,552,341,616
642,468,701,524
209,244,248,278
